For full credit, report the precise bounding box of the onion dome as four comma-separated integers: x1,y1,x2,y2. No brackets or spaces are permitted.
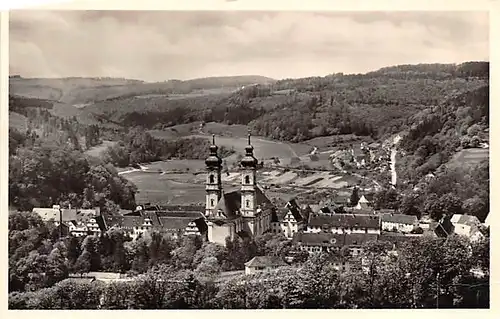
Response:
205,134,222,168
241,133,258,168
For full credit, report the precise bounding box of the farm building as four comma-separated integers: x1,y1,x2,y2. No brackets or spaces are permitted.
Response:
380,213,418,233
244,256,288,275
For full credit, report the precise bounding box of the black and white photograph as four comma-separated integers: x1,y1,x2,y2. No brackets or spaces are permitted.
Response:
6,7,490,310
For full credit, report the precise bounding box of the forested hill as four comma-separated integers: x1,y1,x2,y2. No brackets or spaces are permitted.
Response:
78,61,488,139
9,75,275,105
8,62,489,208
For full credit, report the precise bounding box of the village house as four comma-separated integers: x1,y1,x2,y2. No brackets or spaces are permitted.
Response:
354,195,371,210
305,214,381,235
292,232,378,271
380,213,418,233
450,214,485,242
244,256,288,275
292,232,346,255
106,207,208,241
204,134,275,246
32,205,105,237
271,199,310,238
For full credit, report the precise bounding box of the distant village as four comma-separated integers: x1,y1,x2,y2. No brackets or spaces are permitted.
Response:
32,134,488,277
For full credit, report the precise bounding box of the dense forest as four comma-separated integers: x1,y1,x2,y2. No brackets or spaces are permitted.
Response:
8,211,489,309
9,141,137,212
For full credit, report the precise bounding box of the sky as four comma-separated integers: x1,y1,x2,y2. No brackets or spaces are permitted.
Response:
9,10,489,81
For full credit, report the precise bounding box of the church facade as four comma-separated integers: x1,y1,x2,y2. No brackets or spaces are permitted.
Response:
204,134,274,246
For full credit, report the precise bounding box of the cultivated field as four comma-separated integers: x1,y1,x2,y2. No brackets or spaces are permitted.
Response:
120,157,370,205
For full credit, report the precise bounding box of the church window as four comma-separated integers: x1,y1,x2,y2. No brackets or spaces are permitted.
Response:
211,199,214,207
245,175,250,184
246,200,250,208
209,174,215,184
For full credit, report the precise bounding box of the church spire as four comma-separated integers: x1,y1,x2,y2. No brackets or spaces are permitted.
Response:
241,130,258,168
205,134,222,168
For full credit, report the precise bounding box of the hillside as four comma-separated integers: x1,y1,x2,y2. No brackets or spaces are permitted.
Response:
8,61,490,223
9,75,275,105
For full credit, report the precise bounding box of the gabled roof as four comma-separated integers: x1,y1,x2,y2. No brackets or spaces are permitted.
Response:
345,207,374,215
293,232,379,248
376,209,396,215
344,233,378,246
381,214,418,225
292,232,345,248
160,205,205,212
273,208,288,222
244,256,287,268
378,233,413,248
119,216,148,229
33,207,78,222
110,209,206,233
157,217,196,231
358,195,369,204
284,199,305,222
450,214,482,227
308,214,380,229
156,211,204,219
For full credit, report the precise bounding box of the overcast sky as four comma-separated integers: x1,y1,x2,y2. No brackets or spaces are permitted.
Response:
9,10,489,81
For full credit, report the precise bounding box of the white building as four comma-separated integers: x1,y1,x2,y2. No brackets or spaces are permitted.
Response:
244,256,287,275
305,214,381,235
451,214,485,242
380,214,418,233
271,199,310,239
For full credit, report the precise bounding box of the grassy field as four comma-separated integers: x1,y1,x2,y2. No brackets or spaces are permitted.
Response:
124,171,206,205
187,134,312,161
120,157,370,205
447,148,489,169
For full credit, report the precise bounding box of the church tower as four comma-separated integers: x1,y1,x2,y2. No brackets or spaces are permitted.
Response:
240,133,258,217
205,134,223,216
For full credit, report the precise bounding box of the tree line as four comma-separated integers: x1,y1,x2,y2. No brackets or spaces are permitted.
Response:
102,128,234,167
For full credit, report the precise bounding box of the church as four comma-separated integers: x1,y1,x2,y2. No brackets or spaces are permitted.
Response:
204,134,275,246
